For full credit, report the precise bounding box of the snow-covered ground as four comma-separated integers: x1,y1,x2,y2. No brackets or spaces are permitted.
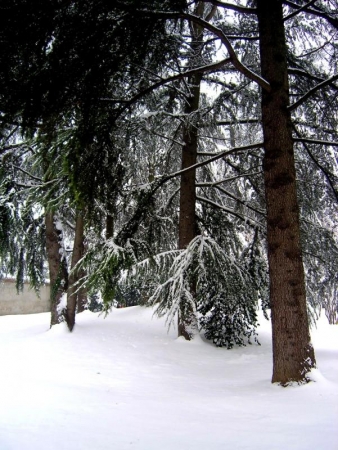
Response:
0,306,337,450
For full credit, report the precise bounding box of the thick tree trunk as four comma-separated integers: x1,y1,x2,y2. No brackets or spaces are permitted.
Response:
65,211,86,331
177,3,207,339
45,212,68,327
178,81,200,339
257,0,316,384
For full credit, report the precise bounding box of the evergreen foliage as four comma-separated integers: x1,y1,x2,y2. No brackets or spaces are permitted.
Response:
0,0,337,359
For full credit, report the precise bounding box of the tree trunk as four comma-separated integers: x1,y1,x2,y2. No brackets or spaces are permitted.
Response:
257,0,316,384
65,211,86,331
106,214,114,240
45,212,68,327
177,2,207,339
177,78,200,339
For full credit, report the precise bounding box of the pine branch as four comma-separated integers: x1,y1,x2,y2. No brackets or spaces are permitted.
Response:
165,142,264,182
288,74,338,112
216,119,260,126
197,195,263,228
104,58,232,111
293,137,338,146
196,171,263,186
202,1,257,15
294,131,338,202
283,0,318,21
288,68,325,84
13,165,43,182
116,143,263,244
283,0,338,29
137,10,271,92
226,35,259,41
212,185,266,216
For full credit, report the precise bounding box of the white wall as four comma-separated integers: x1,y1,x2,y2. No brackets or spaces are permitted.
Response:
0,279,50,315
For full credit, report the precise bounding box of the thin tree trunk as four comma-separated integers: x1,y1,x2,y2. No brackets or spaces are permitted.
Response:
45,212,68,327
65,211,86,331
257,0,316,384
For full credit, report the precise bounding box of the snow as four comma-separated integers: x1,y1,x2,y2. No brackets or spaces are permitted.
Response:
0,307,337,450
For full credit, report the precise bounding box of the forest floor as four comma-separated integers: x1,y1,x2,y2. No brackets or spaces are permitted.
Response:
0,305,337,450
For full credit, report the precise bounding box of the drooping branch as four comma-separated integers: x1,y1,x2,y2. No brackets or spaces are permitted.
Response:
197,170,263,186
109,57,232,115
288,68,324,83
283,0,318,21
283,0,338,29
197,195,263,228
116,142,263,244
288,74,338,112
137,10,271,92
13,165,43,183
165,142,264,183
212,185,266,216
293,130,338,202
293,137,338,146
216,118,260,126
183,13,271,91
202,1,257,15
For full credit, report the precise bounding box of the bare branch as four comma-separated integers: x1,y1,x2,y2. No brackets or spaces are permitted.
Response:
198,183,265,216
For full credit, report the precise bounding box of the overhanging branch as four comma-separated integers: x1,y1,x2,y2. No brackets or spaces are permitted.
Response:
197,195,263,228
288,74,338,112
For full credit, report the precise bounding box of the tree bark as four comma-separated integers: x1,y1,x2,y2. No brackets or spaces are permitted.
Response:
65,211,86,331
177,76,200,339
45,212,68,327
257,0,316,384
177,2,207,339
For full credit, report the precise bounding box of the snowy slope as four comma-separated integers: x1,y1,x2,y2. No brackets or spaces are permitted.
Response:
0,307,337,450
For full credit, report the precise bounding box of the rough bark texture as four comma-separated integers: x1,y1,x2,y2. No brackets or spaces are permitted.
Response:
45,212,68,327
65,211,86,331
257,0,316,384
